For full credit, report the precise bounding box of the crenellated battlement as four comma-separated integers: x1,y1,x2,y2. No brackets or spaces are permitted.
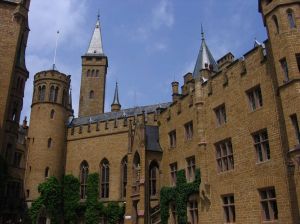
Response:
34,70,71,84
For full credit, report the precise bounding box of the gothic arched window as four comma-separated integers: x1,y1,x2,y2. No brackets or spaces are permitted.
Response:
132,152,140,193
287,9,296,29
96,70,99,77
121,156,128,198
100,159,109,198
80,161,89,199
49,86,55,102
54,87,59,102
272,15,279,34
87,70,90,77
91,69,95,77
149,161,159,197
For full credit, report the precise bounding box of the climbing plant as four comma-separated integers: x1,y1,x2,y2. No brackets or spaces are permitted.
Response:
29,176,63,224
63,174,80,224
160,168,201,224
85,173,104,224
105,202,125,224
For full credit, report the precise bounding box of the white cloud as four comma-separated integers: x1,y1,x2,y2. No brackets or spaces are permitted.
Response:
28,0,88,53
152,0,174,29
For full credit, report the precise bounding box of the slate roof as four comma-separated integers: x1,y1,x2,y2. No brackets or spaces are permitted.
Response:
145,125,162,152
71,102,171,126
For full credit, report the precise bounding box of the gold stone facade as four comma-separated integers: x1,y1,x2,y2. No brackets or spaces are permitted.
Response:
24,0,300,223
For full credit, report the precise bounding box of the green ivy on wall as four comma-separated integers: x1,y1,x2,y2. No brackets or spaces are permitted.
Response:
29,173,125,224
160,168,201,224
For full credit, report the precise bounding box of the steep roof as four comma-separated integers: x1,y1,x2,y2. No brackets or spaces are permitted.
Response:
111,82,121,106
192,27,218,77
86,17,104,56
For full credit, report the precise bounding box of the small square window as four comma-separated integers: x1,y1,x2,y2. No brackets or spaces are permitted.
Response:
253,129,270,162
184,121,193,141
259,187,278,221
247,86,263,111
214,104,227,126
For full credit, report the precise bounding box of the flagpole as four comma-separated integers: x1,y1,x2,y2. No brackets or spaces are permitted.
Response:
53,30,60,70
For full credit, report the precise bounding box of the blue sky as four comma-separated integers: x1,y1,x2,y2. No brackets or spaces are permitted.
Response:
23,0,267,119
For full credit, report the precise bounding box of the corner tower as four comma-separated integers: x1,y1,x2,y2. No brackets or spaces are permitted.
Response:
25,70,72,203
79,16,108,117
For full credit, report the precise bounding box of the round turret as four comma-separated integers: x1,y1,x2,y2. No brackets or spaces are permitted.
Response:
25,70,72,203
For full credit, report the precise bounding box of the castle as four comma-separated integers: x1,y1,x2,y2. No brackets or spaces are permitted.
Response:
1,0,300,223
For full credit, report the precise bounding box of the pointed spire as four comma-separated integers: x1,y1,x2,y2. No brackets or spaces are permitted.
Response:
86,14,104,55
111,82,121,112
192,25,218,77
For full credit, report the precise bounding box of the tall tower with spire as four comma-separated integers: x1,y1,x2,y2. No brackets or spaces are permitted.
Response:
78,15,108,117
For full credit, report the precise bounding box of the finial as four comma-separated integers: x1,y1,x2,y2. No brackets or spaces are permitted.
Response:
201,24,205,40
97,9,100,20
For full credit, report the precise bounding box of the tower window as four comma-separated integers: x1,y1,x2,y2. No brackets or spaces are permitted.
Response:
49,86,55,102
287,9,296,29
96,70,99,77
13,151,22,167
54,87,59,102
50,109,55,119
89,90,94,99
280,58,289,82
91,69,95,77
296,54,300,72
45,167,50,178
272,15,279,34
87,70,90,77
47,138,52,148
38,85,46,102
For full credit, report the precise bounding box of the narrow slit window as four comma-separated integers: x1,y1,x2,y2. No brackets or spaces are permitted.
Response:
287,10,296,29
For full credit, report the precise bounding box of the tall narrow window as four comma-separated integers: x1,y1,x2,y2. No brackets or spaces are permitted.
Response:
188,200,198,224
87,70,90,77
253,129,270,162
272,15,279,34
132,152,140,194
222,195,236,223
184,121,193,140
50,109,55,119
40,85,46,102
89,90,94,99
80,161,89,199
47,138,52,148
280,58,289,82
171,204,177,224
169,130,176,148
287,9,296,29
296,54,300,72
216,139,234,172
247,86,263,111
149,161,159,197
96,70,99,77
214,104,227,126
45,167,50,178
49,86,55,102
186,156,196,182
291,114,300,144
121,156,128,198
91,69,95,77
259,187,278,221
54,87,59,102
170,162,177,186
100,159,109,198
